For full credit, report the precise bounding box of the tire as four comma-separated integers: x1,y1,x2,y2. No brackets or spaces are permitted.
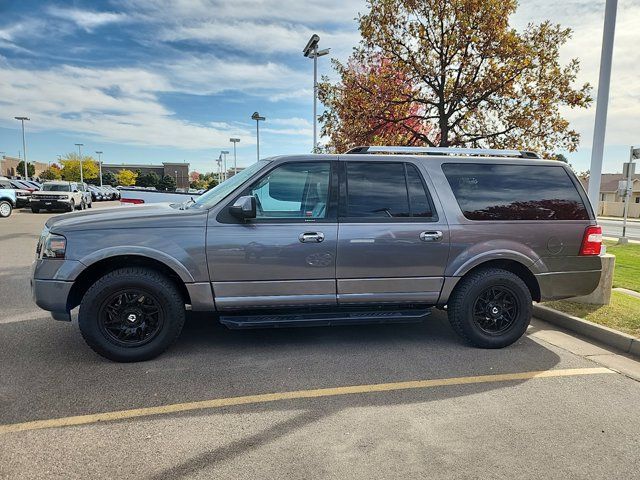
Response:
31,207,40,213
78,267,185,362
447,268,532,349
68,200,75,212
0,200,12,218
88,201,92,208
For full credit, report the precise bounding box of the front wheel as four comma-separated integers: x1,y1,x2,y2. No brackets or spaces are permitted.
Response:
0,200,12,218
447,268,532,349
78,267,185,362
68,200,75,212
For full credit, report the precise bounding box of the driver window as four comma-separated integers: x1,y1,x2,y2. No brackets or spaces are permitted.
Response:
247,162,330,219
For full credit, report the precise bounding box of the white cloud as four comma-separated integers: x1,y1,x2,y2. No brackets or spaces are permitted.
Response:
47,7,129,31
0,60,253,149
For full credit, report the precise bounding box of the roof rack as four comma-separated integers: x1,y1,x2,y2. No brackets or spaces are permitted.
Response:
344,146,540,159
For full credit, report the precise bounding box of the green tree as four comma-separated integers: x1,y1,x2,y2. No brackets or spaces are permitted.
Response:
553,153,569,163
319,0,592,155
136,171,160,188
101,171,117,186
40,164,62,180
60,153,99,182
16,160,35,177
158,175,176,191
116,169,137,186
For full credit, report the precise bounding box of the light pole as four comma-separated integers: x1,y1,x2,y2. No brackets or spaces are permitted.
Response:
75,143,84,183
620,146,640,243
303,35,330,153
14,116,30,178
587,0,618,211
229,138,240,175
95,151,103,186
221,150,229,181
251,112,265,162
216,155,222,183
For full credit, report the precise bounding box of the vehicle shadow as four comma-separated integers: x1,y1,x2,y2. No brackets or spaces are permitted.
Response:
1,308,564,479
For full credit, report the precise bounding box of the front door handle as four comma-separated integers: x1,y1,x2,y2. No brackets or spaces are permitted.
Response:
299,232,325,243
420,231,443,242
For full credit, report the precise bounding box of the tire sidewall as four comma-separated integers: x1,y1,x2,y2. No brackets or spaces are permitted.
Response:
455,271,531,348
79,270,185,362
0,201,12,218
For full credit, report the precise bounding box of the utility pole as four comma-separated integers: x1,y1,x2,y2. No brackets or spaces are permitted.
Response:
303,35,330,153
251,112,265,162
229,138,240,175
587,0,618,211
95,151,103,186
75,143,84,183
221,151,229,181
620,146,640,243
14,117,30,178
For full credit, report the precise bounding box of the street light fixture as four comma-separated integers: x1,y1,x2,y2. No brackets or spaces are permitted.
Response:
303,35,330,153
14,116,30,178
221,150,230,181
251,112,265,162
229,138,240,175
95,151,103,187
75,143,84,183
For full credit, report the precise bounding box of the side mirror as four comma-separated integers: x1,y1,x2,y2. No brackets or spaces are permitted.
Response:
229,195,256,220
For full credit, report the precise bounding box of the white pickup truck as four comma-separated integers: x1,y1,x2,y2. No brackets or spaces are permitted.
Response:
119,187,202,205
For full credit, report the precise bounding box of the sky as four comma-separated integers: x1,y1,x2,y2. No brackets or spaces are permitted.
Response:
0,0,638,174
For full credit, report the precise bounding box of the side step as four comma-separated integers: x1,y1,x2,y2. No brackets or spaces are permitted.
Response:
219,307,431,329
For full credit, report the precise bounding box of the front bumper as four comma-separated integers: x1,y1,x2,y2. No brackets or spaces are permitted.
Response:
16,197,30,207
31,278,73,320
30,198,71,210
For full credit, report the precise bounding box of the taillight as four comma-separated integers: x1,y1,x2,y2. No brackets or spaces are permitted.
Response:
579,225,602,256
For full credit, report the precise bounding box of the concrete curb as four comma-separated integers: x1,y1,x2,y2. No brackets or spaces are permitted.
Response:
533,304,640,359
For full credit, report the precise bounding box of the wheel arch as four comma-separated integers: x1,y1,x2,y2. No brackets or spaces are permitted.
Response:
67,255,191,311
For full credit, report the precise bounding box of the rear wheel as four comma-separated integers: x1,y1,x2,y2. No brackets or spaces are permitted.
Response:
447,268,532,348
0,201,12,218
78,267,185,362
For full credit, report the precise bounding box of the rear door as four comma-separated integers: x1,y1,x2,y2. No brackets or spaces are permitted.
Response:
336,159,449,305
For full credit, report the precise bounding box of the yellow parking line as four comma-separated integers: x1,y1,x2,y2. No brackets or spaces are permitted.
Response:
0,367,613,435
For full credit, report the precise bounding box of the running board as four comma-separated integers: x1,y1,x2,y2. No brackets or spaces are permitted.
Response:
219,308,431,329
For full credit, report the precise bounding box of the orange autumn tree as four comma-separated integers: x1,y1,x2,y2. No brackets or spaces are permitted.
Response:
319,54,437,153
319,0,592,155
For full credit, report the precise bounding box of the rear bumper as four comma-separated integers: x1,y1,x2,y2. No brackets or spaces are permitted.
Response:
535,269,602,301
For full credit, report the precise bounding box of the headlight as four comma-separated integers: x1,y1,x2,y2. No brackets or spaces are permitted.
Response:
41,233,67,259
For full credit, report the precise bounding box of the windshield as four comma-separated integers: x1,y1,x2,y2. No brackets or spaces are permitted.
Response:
190,161,269,209
42,184,71,192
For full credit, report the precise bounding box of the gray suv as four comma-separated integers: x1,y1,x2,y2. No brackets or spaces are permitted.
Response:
31,147,603,362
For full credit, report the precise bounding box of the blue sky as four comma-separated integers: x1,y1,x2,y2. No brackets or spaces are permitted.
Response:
0,0,638,174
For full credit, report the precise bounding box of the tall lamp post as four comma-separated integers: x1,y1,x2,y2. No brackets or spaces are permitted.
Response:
14,116,30,178
229,138,240,175
303,35,330,153
95,151,103,186
221,150,229,181
75,143,84,183
587,0,618,211
216,155,222,183
251,112,265,162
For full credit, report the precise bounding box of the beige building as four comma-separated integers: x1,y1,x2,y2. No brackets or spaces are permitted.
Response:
581,173,640,218
1,155,49,178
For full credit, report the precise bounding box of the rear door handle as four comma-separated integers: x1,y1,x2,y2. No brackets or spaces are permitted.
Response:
420,231,443,242
299,232,325,243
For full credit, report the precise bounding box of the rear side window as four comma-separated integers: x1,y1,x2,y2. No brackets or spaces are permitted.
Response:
442,163,589,221
345,162,435,219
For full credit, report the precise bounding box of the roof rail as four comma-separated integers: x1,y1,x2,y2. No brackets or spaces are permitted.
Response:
344,146,540,159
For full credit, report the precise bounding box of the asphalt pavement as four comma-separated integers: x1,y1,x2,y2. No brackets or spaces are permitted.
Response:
1,204,639,479
600,217,640,241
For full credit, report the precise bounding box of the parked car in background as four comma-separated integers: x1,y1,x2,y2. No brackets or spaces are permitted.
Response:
31,146,603,362
22,179,42,190
119,187,201,205
78,183,93,209
86,185,103,202
10,179,37,193
30,181,85,213
0,177,31,207
0,184,16,217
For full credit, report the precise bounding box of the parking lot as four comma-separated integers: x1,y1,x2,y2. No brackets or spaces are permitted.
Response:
1,204,640,479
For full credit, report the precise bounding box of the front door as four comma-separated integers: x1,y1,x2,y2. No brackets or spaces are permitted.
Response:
336,160,449,305
207,160,338,310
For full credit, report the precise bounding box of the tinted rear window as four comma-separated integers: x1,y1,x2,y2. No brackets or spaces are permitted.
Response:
442,163,589,221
